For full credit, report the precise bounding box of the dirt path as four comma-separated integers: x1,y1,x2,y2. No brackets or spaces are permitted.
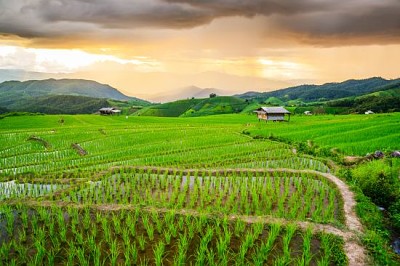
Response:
320,172,366,266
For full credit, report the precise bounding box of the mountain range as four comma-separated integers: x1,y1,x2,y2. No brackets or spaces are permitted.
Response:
235,77,400,102
0,78,149,114
0,74,399,115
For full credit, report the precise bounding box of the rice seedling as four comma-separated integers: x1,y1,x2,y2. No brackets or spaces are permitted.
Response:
153,241,165,266
109,239,120,266
138,234,146,251
301,227,314,265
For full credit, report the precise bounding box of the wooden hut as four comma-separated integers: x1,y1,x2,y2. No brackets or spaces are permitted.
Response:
254,107,291,122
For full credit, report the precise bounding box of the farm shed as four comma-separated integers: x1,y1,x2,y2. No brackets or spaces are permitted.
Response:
254,107,291,122
99,107,121,115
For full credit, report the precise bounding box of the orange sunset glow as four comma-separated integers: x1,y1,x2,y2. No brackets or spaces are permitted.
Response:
0,0,399,101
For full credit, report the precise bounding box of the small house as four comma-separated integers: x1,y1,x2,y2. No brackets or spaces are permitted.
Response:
99,107,121,115
365,110,374,115
254,107,291,122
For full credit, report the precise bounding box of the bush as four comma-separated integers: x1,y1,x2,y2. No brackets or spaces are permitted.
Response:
352,160,399,208
362,230,394,265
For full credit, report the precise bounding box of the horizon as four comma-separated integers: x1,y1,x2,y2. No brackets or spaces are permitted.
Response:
1,1,400,101
0,73,397,103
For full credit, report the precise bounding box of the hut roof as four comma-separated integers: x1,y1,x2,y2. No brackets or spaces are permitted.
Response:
254,107,290,114
99,107,113,111
99,107,120,111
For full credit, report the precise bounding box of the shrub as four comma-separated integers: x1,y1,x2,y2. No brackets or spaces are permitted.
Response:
352,160,399,208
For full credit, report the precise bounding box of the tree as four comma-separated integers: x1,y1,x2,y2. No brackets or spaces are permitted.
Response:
209,93,217,98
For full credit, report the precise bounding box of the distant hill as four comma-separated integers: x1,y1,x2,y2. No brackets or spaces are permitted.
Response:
152,86,228,102
0,69,55,83
327,82,400,113
236,77,400,102
136,96,248,117
0,78,150,113
18,95,110,114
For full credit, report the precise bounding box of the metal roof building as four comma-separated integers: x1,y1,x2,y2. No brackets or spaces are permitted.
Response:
254,106,291,122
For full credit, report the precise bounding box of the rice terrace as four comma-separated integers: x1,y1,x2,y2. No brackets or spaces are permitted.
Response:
1,1,400,265
1,113,399,265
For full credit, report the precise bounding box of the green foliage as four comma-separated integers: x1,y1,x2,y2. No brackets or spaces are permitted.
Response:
351,160,399,208
350,185,400,265
19,95,110,114
0,78,149,112
237,77,400,102
328,235,348,266
264,97,284,106
354,96,400,113
354,190,387,232
137,96,247,117
362,230,394,265
136,98,202,117
240,101,262,114
389,200,400,229
329,95,400,113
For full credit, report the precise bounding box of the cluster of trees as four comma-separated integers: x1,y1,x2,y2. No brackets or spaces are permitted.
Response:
239,77,397,102
328,96,400,113
19,95,109,114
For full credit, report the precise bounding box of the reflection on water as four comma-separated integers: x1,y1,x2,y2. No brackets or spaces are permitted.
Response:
0,180,67,200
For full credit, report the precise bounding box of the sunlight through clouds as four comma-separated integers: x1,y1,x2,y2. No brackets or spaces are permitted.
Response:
0,45,162,73
258,58,314,79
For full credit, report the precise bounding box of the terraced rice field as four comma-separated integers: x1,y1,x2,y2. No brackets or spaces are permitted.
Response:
248,113,400,155
0,114,380,265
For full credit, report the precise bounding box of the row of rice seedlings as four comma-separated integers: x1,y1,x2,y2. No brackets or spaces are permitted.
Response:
83,139,286,173
0,205,347,265
0,126,251,174
232,156,330,172
1,123,295,176
0,181,67,200
61,169,342,224
147,143,292,167
2,140,289,175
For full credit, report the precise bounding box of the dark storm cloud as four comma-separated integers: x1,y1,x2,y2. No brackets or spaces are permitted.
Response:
0,0,399,44
163,0,330,16
272,1,400,43
0,0,212,38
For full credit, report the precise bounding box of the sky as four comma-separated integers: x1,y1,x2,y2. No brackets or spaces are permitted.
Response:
0,0,399,101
